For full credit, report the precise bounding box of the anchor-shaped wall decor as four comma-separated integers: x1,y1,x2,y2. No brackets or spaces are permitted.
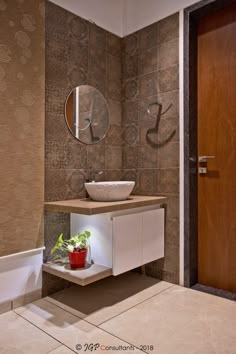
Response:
146,102,176,148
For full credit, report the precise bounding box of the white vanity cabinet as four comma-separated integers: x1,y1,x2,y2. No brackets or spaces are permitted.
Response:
44,196,166,286
71,206,164,276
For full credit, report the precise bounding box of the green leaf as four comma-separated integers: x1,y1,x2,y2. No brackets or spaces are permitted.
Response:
50,233,64,255
84,231,91,238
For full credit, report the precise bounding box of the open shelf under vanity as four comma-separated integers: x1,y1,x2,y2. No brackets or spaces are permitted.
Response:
43,262,112,286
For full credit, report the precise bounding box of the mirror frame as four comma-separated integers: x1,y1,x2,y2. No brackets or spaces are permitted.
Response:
64,85,110,145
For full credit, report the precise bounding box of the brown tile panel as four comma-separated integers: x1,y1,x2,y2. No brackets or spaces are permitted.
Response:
121,13,180,283
0,0,45,256
45,2,122,291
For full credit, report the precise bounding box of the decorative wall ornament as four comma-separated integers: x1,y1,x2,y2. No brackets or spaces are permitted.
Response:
146,101,176,147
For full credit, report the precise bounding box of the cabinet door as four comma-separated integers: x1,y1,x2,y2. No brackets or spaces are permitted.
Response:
112,214,142,276
142,209,164,264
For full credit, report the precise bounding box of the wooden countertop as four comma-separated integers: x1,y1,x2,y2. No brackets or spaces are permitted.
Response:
44,195,167,215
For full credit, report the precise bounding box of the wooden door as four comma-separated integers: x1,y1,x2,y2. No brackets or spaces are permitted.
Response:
198,4,236,292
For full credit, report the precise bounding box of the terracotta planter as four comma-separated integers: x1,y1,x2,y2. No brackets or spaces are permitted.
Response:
68,248,87,269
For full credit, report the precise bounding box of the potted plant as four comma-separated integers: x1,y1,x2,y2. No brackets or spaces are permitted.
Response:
50,231,91,269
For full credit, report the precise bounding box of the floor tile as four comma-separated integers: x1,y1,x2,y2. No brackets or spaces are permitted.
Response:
15,298,143,353
100,285,236,354
47,345,75,354
0,311,59,354
46,272,172,325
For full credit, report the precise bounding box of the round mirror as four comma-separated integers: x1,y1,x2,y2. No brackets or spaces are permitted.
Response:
65,85,109,144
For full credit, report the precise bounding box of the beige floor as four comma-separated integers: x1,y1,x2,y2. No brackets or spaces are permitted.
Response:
0,272,236,354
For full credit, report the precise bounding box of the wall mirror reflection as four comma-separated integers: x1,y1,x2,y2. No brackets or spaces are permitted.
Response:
65,85,109,144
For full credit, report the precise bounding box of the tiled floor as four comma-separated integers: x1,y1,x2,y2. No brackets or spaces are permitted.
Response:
0,273,236,354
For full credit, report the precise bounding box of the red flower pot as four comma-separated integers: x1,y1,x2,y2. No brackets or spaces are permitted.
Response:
68,248,87,269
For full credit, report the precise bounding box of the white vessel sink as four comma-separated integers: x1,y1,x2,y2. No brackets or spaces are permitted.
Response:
85,181,135,202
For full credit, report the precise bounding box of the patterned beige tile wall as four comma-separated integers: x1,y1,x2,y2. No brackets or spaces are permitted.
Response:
0,0,45,256
44,1,122,263
45,1,122,203
121,14,180,284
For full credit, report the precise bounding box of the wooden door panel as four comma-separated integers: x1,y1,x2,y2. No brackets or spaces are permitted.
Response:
198,4,236,292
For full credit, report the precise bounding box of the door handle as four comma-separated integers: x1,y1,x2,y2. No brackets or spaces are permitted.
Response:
199,156,215,163
199,156,215,174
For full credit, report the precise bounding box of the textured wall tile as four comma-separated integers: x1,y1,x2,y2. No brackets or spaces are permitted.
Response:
105,125,123,146
122,101,139,124
65,169,87,199
46,1,69,34
138,169,158,195
45,169,67,201
87,145,105,170
68,41,88,68
107,32,121,57
138,145,158,168
158,65,179,93
65,139,88,169
107,80,121,101
46,86,69,114
122,54,138,79
123,147,139,169
68,15,89,46
157,141,179,169
89,46,106,74
121,14,180,284
46,54,67,85
164,244,179,274
46,114,68,142
139,72,158,98
122,124,139,146
123,78,139,101
68,66,88,89
105,169,123,181
46,30,69,64
107,55,121,100
89,23,106,49
157,169,179,194
105,147,122,170
158,13,179,44
157,38,179,70
139,23,158,49
166,218,179,247
108,100,122,125
107,55,121,81
46,138,87,170
123,32,139,56
122,169,139,193
165,195,179,219
139,46,157,75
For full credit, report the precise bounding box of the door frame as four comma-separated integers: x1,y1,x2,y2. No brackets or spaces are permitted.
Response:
183,0,236,287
